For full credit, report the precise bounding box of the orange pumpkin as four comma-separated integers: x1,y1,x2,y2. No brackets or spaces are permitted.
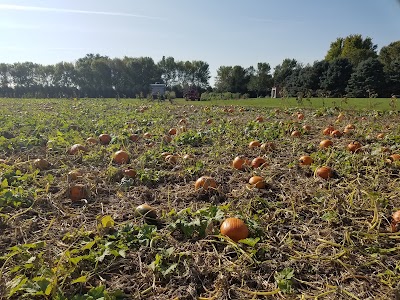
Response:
297,113,304,120
129,134,140,142
251,157,266,168
165,154,179,164
347,141,362,153
316,166,333,180
123,169,136,178
68,170,83,181
319,139,333,149
249,141,261,148
33,158,49,170
302,125,311,132
391,210,400,232
113,150,130,164
232,156,250,170
86,137,98,144
68,144,87,155
323,126,334,136
69,184,88,201
99,133,111,145
195,176,217,190
389,154,400,162
260,142,276,151
299,155,313,166
330,130,342,138
220,218,249,242
168,128,177,135
249,176,266,189
291,130,301,137
256,116,264,123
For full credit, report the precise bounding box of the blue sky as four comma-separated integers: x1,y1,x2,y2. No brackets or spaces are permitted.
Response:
0,0,399,85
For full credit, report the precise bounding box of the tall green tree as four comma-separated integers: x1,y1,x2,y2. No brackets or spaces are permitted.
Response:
379,41,400,95
273,59,300,88
247,62,273,97
325,34,377,66
320,58,353,97
346,58,385,97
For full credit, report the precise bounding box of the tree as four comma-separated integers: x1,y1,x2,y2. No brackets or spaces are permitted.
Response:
346,58,385,97
273,59,300,88
247,62,273,97
320,58,353,97
325,34,378,66
298,60,329,95
214,66,233,92
158,56,178,87
379,41,400,95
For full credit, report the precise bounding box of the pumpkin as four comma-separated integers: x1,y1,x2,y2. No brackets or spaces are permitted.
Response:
319,139,333,149
389,154,400,162
297,113,304,120
123,169,136,178
195,176,217,190
316,166,333,180
183,154,195,161
168,128,177,135
129,134,140,142
256,116,264,123
248,141,261,148
220,218,249,242
68,144,87,155
299,155,313,166
377,133,385,139
68,170,83,181
33,158,49,170
143,132,151,139
302,125,311,132
86,137,98,144
347,141,362,153
260,142,276,151
251,157,266,169
345,124,355,130
69,184,88,201
391,210,400,232
249,176,266,189
323,126,334,136
165,154,179,164
232,156,250,170
113,150,130,164
99,133,111,145
330,130,342,138
135,204,158,224
291,130,301,137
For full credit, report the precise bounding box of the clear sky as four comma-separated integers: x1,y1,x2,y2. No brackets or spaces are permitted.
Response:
0,0,399,86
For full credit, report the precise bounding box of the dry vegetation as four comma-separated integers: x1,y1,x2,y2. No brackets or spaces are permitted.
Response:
1,98,400,299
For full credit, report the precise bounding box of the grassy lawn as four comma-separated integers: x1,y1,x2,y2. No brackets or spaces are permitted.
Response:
175,97,396,111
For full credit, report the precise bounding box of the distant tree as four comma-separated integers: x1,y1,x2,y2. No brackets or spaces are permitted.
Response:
325,34,378,66
346,58,385,97
295,60,329,96
379,41,400,95
379,41,400,72
158,56,178,87
247,62,273,97
320,58,353,97
214,66,233,92
273,58,300,88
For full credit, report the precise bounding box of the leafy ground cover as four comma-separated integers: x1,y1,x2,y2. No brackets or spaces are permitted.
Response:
1,98,400,299
176,97,398,111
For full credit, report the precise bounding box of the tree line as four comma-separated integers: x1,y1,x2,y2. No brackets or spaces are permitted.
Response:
0,34,399,99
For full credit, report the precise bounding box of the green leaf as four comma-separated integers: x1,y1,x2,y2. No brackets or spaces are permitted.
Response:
82,240,96,251
161,263,177,276
7,274,28,297
71,275,87,284
239,237,260,247
101,215,115,228
1,178,8,188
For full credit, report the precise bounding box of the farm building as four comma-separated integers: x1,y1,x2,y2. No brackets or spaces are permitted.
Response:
150,83,166,99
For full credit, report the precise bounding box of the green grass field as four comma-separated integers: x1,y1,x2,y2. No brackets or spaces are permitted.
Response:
175,97,397,111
